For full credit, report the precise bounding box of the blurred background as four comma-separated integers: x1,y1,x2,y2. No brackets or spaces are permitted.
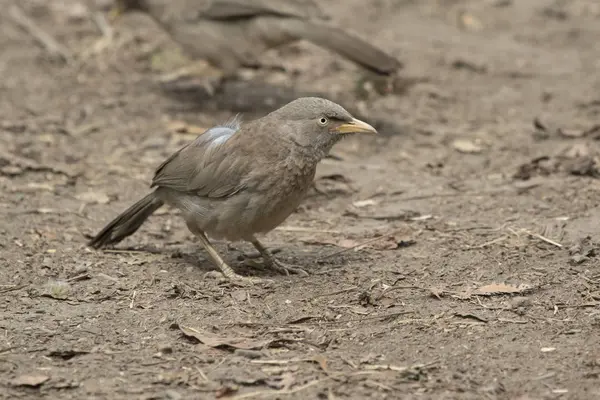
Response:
2,0,600,399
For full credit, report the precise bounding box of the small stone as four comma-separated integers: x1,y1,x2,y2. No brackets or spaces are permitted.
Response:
165,390,182,400
158,344,173,354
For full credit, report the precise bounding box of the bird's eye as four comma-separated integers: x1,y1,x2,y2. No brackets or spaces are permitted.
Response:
318,117,329,126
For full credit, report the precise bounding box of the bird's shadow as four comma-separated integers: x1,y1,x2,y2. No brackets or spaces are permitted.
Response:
105,243,289,278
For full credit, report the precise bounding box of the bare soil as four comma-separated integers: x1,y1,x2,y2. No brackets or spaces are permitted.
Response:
2,1,600,399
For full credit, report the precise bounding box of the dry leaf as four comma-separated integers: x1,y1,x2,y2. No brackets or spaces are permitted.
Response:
11,374,49,387
473,283,533,296
75,191,109,205
178,325,272,350
452,139,482,154
311,354,329,373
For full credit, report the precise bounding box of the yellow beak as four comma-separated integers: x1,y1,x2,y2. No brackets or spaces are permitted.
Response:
333,118,377,135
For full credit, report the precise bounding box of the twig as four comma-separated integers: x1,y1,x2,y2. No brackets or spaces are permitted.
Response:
298,310,414,326
498,318,528,324
0,284,27,294
129,290,137,309
229,377,331,399
102,249,148,254
8,5,72,63
0,346,18,354
81,11,115,58
66,273,90,282
91,11,113,39
364,380,393,391
229,365,426,400
250,358,319,365
522,229,563,248
364,360,437,372
398,189,509,201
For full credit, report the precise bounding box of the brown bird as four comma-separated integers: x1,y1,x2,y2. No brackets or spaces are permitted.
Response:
111,0,402,77
88,97,377,285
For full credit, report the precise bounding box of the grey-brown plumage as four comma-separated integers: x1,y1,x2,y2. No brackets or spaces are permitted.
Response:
88,97,377,285
112,0,402,76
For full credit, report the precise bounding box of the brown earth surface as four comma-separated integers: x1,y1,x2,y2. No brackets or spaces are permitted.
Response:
2,0,600,399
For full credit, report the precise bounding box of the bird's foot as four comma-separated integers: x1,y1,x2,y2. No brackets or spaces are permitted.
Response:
243,257,308,277
267,259,309,277
215,267,272,287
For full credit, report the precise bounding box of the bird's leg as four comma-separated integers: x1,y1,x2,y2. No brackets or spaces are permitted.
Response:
192,228,266,286
249,237,309,277
238,247,281,260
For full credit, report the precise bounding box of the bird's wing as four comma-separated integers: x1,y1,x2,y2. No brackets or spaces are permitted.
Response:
200,0,324,20
151,122,249,198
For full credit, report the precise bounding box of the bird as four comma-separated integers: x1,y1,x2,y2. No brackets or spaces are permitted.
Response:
87,97,377,286
110,0,402,78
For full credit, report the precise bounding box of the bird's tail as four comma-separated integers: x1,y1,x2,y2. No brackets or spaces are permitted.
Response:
87,192,164,249
286,19,402,76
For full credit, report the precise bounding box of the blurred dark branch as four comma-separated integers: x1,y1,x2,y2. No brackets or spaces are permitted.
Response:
8,5,72,63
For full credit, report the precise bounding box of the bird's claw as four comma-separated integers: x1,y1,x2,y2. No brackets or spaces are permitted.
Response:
211,269,272,287
243,258,308,277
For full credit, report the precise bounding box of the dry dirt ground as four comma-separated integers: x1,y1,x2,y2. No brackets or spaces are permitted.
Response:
2,0,600,399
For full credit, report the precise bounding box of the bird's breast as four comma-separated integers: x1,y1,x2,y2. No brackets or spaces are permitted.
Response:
242,161,317,233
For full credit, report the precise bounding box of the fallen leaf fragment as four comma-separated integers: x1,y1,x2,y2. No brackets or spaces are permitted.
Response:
474,283,533,296
178,324,272,350
311,354,329,374
452,139,482,154
541,347,556,353
11,374,49,387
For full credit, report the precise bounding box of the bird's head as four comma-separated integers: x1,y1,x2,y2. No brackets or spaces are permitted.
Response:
269,97,377,156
